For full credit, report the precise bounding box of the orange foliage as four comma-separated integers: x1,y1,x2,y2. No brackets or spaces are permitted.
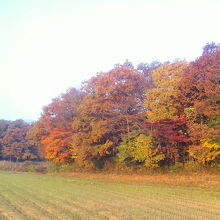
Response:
36,88,82,163
41,128,74,162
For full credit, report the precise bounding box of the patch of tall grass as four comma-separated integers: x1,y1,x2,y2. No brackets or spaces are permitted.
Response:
0,160,47,173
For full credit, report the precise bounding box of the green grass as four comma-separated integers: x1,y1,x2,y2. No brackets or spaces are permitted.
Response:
0,171,220,219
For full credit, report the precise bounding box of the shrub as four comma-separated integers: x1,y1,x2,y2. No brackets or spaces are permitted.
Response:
169,162,184,173
25,165,36,172
184,160,202,172
47,162,74,173
117,134,165,169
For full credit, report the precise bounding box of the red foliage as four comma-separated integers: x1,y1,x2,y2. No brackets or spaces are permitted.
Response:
144,119,191,163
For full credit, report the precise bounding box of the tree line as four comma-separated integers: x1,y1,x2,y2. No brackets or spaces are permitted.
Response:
0,119,40,161
0,43,219,170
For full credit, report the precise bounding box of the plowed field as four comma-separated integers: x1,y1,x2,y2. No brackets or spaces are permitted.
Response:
0,171,220,220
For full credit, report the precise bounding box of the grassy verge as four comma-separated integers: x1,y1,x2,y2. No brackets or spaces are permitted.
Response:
52,172,220,188
1,160,220,188
0,171,220,219
0,161,47,173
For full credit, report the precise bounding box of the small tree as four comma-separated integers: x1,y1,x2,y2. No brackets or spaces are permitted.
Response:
188,139,220,165
144,119,190,165
117,134,164,168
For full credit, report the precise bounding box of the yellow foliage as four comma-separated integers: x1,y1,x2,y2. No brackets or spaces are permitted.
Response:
145,61,188,122
117,134,165,168
188,139,220,164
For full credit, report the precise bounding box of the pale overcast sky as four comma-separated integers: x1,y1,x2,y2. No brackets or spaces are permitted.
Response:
0,0,220,121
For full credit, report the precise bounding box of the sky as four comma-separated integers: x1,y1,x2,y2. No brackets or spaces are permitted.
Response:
0,0,220,121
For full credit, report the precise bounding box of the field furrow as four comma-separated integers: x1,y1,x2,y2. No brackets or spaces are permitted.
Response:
0,171,219,220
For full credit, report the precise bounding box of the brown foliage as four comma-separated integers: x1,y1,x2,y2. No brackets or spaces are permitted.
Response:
180,43,220,145
72,65,147,168
0,120,39,161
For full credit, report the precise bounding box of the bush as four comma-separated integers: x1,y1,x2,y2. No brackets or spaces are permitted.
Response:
47,162,74,173
184,161,202,172
169,163,184,173
117,134,165,169
25,165,36,172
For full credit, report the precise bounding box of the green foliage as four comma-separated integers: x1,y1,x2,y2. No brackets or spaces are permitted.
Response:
47,162,74,173
169,162,184,173
25,165,37,172
117,134,165,168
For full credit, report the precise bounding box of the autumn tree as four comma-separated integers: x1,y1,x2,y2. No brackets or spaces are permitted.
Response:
142,61,191,165
144,119,190,164
3,42,217,170
188,139,220,165
28,119,48,160
0,120,10,159
179,43,220,164
0,120,39,161
117,134,164,168
180,43,220,125
37,88,82,162
137,60,161,89
71,65,147,168
144,61,188,122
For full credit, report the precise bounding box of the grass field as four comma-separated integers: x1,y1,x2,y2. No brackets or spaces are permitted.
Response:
0,171,220,220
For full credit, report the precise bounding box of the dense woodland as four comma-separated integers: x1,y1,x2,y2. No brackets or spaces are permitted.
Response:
0,43,219,171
